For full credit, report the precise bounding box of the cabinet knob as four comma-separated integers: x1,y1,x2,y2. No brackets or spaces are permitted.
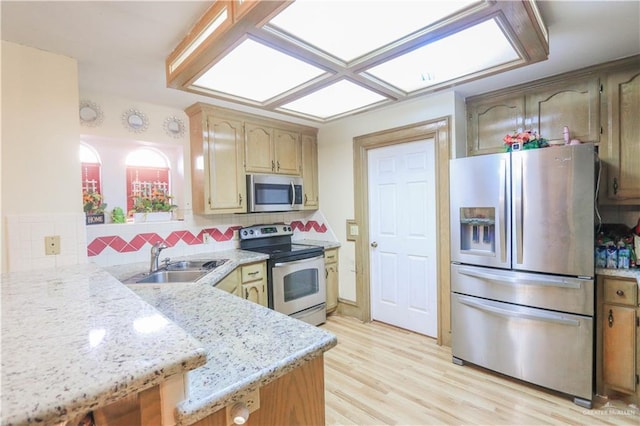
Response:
613,178,618,195
616,289,625,296
230,402,250,425
608,309,614,328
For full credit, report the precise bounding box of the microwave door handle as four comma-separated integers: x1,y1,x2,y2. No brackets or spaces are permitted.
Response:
291,181,295,207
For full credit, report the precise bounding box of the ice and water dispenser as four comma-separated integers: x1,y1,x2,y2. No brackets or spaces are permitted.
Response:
459,207,495,254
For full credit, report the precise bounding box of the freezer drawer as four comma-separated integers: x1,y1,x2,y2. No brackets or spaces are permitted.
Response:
451,293,593,402
451,263,594,316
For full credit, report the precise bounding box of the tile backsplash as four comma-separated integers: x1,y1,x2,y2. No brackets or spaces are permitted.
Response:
5,213,88,272
85,210,334,267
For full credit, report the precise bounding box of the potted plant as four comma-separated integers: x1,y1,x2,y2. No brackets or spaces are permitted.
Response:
83,191,107,225
130,187,177,222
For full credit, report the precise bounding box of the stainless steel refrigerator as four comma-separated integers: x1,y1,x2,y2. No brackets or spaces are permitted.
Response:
449,143,596,408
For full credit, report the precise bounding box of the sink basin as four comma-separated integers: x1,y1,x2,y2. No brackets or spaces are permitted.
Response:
166,259,228,271
124,258,229,284
135,270,208,284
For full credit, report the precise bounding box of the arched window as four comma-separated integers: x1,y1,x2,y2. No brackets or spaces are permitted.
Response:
80,143,102,194
125,148,171,212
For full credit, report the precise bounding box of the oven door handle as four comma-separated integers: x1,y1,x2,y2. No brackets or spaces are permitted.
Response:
274,255,324,268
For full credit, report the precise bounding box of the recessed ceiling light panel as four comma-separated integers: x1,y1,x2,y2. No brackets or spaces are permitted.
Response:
280,80,388,119
365,18,520,92
268,0,478,62
193,38,325,102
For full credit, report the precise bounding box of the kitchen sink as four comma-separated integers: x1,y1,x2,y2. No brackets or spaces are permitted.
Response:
135,270,209,284
165,259,227,271
124,258,229,284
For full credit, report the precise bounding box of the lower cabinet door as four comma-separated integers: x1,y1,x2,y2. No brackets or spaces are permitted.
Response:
452,293,594,401
603,304,637,394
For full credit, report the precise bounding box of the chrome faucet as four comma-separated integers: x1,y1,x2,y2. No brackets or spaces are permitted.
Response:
149,241,168,273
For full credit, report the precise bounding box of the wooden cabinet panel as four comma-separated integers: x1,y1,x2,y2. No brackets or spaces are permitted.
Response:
604,277,638,306
192,356,325,426
301,134,319,209
467,94,524,156
245,123,301,175
242,281,266,306
241,262,267,306
245,123,274,174
525,76,601,145
603,304,637,394
187,106,246,215
206,117,246,212
601,68,640,204
324,248,339,314
274,129,301,175
216,270,240,296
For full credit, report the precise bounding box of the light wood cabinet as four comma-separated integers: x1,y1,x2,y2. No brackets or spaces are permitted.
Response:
466,93,524,155
324,248,339,314
466,75,601,156
525,75,601,146
301,133,319,209
241,262,267,306
215,262,267,306
186,106,246,214
244,123,274,174
216,269,241,296
597,275,639,404
245,122,301,176
600,68,640,204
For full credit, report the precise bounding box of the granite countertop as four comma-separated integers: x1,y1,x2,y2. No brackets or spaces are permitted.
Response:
596,267,640,283
131,282,337,425
295,238,341,250
0,263,207,426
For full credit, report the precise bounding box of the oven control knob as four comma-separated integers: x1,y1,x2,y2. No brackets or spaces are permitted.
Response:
287,226,291,232
249,230,254,235
241,230,247,236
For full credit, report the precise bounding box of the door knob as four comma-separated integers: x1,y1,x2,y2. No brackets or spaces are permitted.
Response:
371,242,378,248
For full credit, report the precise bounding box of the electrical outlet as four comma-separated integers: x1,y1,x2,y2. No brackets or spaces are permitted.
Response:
45,235,61,255
203,233,213,244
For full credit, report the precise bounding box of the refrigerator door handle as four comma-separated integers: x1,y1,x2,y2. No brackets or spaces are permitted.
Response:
499,157,507,264
514,154,524,265
457,295,581,327
457,267,583,289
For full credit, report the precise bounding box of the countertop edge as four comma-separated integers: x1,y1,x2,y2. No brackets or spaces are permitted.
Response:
174,335,337,425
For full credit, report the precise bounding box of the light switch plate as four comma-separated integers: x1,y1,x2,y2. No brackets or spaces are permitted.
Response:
346,220,358,241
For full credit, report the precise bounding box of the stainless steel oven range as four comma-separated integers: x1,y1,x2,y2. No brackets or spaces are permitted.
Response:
239,223,326,326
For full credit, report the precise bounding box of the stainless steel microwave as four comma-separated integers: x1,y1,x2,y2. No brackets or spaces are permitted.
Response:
246,174,303,212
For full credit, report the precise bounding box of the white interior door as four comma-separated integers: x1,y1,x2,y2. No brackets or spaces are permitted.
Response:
368,139,437,336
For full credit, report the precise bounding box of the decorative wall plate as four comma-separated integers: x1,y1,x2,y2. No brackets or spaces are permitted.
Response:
79,100,104,127
122,108,149,133
163,116,186,138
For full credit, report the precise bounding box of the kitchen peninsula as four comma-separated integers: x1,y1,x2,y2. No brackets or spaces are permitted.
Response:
1,252,337,425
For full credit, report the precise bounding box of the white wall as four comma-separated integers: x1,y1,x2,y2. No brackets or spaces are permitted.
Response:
2,41,86,272
79,91,188,219
317,91,463,302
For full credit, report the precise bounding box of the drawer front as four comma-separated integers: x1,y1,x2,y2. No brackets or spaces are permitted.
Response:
452,264,594,315
324,249,338,264
603,277,637,306
242,262,265,283
452,293,593,400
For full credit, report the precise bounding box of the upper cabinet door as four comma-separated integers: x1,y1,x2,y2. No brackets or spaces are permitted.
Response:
525,76,601,145
206,117,246,213
245,123,274,173
467,94,525,156
273,129,301,175
601,69,640,204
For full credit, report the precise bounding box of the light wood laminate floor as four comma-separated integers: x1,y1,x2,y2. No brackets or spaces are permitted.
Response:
321,315,639,425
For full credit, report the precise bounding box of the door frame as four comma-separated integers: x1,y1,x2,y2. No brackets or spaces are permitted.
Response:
345,117,451,346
